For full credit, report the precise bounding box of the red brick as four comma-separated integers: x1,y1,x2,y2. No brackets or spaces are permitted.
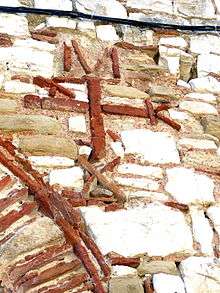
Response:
42,97,88,113
24,95,42,109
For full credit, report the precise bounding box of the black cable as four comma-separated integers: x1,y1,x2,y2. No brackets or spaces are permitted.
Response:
0,5,220,32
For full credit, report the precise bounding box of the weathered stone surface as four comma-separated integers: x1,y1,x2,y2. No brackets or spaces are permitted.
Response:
76,0,127,18
19,135,78,159
201,116,220,140
46,16,77,29
185,92,217,102
137,260,179,276
190,34,220,55
159,46,181,75
180,52,194,81
0,217,63,269
190,207,214,255
175,0,215,18
114,176,159,191
189,77,220,94
0,99,18,113
159,37,187,49
153,273,185,293
197,54,220,78
34,0,72,10
179,101,218,115
49,167,84,190
80,203,193,257
109,276,144,293
168,109,190,120
4,81,36,94
117,164,163,179
0,14,29,37
121,129,180,164
165,167,215,204
0,115,61,134
96,25,119,42
179,257,220,293
207,206,220,246
149,85,177,99
178,138,217,150
104,85,149,99
183,151,220,170
68,115,87,133
29,156,75,168
127,0,173,14
0,47,54,77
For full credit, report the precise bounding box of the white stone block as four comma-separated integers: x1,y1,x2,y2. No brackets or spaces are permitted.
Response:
178,138,217,150
189,76,220,94
46,16,77,29
77,21,96,31
69,115,87,133
110,142,125,158
190,35,220,55
179,101,218,115
49,167,84,190
121,129,180,164
159,37,187,49
197,54,220,78
153,273,185,293
117,164,163,179
190,207,214,256
165,167,215,204
0,14,29,37
177,79,191,89
79,146,92,157
80,203,193,257
29,156,75,168
185,92,216,103
127,190,169,201
0,0,21,7
96,25,119,42
34,0,72,10
168,109,190,120
14,39,55,52
114,176,159,191
179,257,220,293
207,205,220,245
4,81,36,94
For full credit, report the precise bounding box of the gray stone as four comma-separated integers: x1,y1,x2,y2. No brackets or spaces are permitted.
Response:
137,260,179,276
149,85,178,99
201,116,220,141
175,0,215,18
109,276,144,293
0,115,61,134
19,135,78,159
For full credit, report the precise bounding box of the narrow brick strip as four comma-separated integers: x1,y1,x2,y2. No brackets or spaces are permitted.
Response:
0,188,28,212
164,201,189,213
24,94,42,109
52,76,86,84
31,33,58,44
0,175,13,192
72,40,92,74
87,78,106,160
111,47,121,79
63,42,72,72
42,97,88,113
102,104,149,118
106,129,121,142
154,104,171,113
78,155,126,203
0,202,37,233
145,99,156,125
31,28,57,38
110,256,140,268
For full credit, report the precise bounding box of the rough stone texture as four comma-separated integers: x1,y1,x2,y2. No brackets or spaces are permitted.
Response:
189,77,220,94
165,167,215,204
148,85,177,99
183,151,220,170
153,273,185,293
0,115,61,134
19,135,78,159
179,257,220,293
109,276,144,293
81,203,193,257
179,101,218,115
190,35,220,55
49,167,84,190
137,260,179,276
177,138,217,150
0,99,18,113
121,129,180,164
197,54,220,78
175,0,215,18
104,85,149,99
190,207,214,256
201,116,220,140
0,14,29,37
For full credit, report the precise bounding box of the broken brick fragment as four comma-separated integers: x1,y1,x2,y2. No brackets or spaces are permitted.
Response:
155,104,171,113
12,74,32,83
42,97,88,113
31,33,58,44
145,99,156,125
110,256,140,268
24,94,42,109
105,203,124,212
106,129,121,142
72,39,92,74
101,157,121,173
63,42,72,72
31,28,57,37
87,77,106,160
68,198,87,207
111,47,121,79
48,86,57,97
156,112,181,131
164,201,189,213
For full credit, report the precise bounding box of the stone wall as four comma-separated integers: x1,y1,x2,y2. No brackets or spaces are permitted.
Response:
0,1,219,293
